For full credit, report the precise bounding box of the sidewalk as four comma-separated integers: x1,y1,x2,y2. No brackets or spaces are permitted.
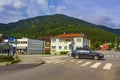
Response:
18,55,45,66
0,62,8,66
0,55,45,67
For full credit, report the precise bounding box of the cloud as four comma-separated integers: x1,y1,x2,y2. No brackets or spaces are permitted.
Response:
0,0,120,29
0,0,50,23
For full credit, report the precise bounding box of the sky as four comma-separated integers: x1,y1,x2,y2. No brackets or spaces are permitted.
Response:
0,0,120,29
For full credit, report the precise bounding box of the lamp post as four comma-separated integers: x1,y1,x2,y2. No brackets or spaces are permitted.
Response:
14,39,17,56
115,36,117,50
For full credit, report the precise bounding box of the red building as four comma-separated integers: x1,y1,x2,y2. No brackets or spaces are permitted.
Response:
101,44,109,50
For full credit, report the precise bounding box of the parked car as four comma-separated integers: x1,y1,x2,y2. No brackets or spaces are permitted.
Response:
71,47,104,60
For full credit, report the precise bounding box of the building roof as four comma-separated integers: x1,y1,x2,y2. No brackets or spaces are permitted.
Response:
38,36,51,42
52,33,85,38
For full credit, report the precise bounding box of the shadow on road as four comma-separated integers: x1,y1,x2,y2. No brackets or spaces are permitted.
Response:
0,64,37,73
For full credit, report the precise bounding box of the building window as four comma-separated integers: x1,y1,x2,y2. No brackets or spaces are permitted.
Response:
46,42,50,44
52,38,56,43
64,46,67,50
21,41,27,44
77,39,81,42
59,46,62,49
52,46,56,49
69,46,71,50
59,39,63,42
17,41,20,44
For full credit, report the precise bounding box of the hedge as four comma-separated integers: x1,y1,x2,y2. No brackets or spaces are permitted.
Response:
0,55,14,62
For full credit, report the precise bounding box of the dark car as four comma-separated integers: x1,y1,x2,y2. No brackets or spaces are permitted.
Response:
71,48,104,60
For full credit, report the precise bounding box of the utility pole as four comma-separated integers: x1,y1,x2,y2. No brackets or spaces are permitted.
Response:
115,36,117,50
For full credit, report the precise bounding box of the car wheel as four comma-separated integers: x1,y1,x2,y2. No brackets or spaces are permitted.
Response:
94,56,99,60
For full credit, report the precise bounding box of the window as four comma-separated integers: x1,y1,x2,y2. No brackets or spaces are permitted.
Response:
69,46,71,50
21,41,27,44
59,39,63,42
64,46,67,50
80,50,90,53
52,38,56,43
17,41,20,44
75,50,90,54
59,46,62,49
46,42,50,44
52,46,56,49
77,39,81,42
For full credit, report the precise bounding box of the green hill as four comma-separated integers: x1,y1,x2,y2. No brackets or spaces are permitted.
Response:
0,14,120,43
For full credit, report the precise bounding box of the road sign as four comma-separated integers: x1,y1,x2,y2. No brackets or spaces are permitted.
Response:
8,37,14,44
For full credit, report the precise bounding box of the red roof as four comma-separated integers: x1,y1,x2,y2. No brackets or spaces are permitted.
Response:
52,33,85,38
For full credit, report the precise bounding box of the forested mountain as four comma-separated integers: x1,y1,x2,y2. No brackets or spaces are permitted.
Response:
98,25,120,36
0,14,120,43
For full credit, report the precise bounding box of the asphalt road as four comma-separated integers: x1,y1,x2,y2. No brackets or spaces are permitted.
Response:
0,51,120,80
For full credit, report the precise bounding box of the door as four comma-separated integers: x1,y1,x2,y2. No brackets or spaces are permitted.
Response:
79,49,92,59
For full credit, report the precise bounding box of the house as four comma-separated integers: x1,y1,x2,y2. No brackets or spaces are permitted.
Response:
51,33,90,55
4,38,45,54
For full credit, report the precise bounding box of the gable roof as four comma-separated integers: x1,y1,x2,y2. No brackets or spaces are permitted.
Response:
52,33,85,38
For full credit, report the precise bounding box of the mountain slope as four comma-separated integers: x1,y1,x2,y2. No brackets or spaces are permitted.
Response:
98,25,120,36
0,14,119,43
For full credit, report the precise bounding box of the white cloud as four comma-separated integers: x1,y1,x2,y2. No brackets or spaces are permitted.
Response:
0,7,4,12
37,0,49,12
0,0,120,29
13,0,25,9
56,5,66,13
0,0,11,6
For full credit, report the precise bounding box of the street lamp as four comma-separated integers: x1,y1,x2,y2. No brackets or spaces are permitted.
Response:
14,39,17,56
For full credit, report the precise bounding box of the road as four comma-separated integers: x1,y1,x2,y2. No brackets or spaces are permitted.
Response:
0,51,120,80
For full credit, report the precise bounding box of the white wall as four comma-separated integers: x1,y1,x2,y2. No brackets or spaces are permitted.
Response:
73,37,83,50
51,37,90,54
51,38,71,53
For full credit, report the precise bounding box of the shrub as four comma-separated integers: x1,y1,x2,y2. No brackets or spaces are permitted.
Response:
42,51,51,55
60,51,68,55
11,59,21,64
45,51,51,54
0,55,14,62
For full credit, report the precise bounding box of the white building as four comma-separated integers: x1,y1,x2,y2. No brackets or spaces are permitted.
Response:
4,38,45,54
51,33,90,54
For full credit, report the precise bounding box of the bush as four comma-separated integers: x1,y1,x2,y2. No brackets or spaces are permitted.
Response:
45,51,51,54
11,59,20,64
0,55,14,62
60,51,68,55
42,51,51,55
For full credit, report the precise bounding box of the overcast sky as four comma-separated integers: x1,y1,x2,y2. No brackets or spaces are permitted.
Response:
0,0,120,29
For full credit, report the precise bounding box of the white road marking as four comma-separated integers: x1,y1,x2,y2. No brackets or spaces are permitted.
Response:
76,61,83,64
70,60,75,62
81,62,91,67
46,60,55,63
116,55,119,57
53,60,66,64
111,55,114,57
91,62,101,68
105,55,110,57
55,59,61,61
45,59,61,63
103,63,112,70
